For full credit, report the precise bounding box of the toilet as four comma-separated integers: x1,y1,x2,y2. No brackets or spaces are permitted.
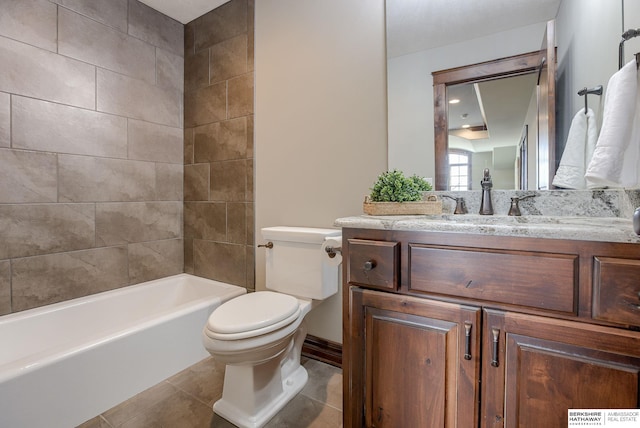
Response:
202,226,342,428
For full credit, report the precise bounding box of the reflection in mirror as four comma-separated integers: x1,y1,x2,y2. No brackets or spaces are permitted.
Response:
432,45,555,191
446,73,538,190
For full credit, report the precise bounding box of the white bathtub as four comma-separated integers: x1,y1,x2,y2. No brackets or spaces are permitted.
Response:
0,273,245,428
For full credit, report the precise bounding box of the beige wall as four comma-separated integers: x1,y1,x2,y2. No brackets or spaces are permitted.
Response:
0,0,184,315
254,0,388,343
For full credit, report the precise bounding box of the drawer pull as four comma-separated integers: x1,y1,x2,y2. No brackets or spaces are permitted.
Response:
491,328,500,367
628,301,640,311
363,260,377,271
464,322,472,360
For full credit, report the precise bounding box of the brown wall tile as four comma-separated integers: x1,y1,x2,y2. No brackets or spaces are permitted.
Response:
97,68,182,127
0,92,8,148
11,246,128,312
184,238,194,274
184,164,210,201
157,49,184,92
128,238,183,284
128,119,183,163
59,155,156,202
184,128,195,165
155,163,183,201
247,0,255,72
245,244,255,290
128,0,184,57
0,149,57,203
185,21,195,56
0,260,10,315
184,202,226,240
53,0,128,32
59,8,156,83
227,203,247,244
0,204,95,260
246,115,254,159
194,0,247,51
246,158,254,202
194,117,247,162
193,240,246,287
228,73,254,118
0,0,57,52
210,160,247,202
96,202,182,246
210,35,248,84
12,96,128,158
184,49,210,93
246,202,254,245
0,36,95,109
184,82,226,127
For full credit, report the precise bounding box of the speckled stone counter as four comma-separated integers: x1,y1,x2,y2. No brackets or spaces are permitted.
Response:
335,189,640,244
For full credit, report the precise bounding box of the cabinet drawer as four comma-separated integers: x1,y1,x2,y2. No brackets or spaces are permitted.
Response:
347,239,399,290
593,257,640,327
409,245,577,313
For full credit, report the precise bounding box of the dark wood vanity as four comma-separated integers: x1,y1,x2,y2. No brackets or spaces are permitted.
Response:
341,227,640,427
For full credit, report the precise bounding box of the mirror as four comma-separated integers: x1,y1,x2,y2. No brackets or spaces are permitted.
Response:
386,0,625,191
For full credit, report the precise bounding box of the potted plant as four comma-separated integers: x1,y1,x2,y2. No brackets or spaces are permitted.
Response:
364,170,441,215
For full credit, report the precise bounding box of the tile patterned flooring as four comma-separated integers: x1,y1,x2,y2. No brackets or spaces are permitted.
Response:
78,357,343,428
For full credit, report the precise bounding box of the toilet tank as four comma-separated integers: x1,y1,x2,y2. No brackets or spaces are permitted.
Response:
262,226,341,300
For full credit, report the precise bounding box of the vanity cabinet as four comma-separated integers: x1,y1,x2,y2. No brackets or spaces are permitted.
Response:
342,228,640,428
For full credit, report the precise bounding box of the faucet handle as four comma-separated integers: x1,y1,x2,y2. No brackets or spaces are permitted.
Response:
442,195,468,214
508,194,536,216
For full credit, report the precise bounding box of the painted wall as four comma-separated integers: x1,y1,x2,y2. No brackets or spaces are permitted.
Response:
254,0,388,343
0,0,184,315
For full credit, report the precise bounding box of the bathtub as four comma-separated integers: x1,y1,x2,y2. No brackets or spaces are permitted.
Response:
0,273,245,428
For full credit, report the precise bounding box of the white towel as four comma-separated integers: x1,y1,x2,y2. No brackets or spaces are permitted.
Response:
585,59,640,188
552,108,598,189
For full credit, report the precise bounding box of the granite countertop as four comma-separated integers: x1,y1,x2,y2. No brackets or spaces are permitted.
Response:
335,189,640,243
334,214,640,244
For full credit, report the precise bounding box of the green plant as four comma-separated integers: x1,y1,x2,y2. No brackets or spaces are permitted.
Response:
369,170,432,202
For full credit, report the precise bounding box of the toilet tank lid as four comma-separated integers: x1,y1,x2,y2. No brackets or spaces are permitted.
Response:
261,226,341,244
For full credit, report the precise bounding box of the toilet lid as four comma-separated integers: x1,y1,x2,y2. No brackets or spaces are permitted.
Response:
207,291,300,335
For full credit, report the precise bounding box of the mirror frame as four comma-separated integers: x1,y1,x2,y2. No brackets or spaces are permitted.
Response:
432,21,556,191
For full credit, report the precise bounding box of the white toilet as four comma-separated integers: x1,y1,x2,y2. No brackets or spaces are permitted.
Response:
202,226,341,428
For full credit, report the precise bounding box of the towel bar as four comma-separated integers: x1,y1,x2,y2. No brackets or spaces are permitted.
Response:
577,85,603,114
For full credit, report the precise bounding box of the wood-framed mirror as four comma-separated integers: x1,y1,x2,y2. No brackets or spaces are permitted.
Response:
432,20,556,191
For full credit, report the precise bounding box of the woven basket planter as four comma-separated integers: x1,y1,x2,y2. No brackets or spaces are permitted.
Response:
363,195,442,216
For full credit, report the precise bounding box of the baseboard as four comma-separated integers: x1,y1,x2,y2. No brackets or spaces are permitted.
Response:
302,335,342,368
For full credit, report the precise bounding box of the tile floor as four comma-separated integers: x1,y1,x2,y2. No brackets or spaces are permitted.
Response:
78,357,343,428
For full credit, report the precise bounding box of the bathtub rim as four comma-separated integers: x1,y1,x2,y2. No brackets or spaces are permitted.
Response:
0,273,245,384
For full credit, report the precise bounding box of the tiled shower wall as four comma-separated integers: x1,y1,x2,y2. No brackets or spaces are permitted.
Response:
0,0,184,315
184,0,255,291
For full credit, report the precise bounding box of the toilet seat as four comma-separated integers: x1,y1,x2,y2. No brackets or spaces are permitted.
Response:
205,292,300,340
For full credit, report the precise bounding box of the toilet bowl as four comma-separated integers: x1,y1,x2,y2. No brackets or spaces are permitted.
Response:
201,227,341,428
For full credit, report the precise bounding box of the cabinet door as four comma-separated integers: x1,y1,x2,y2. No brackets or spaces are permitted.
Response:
347,287,481,428
482,309,640,428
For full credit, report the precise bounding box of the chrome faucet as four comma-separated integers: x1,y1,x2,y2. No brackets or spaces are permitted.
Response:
479,168,493,215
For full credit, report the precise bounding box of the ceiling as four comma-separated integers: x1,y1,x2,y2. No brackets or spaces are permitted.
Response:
138,0,230,24
386,0,562,58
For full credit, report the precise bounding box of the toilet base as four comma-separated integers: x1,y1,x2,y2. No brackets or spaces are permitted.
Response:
213,364,308,428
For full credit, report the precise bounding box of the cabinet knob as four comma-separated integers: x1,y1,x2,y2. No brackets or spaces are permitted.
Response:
363,260,376,271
